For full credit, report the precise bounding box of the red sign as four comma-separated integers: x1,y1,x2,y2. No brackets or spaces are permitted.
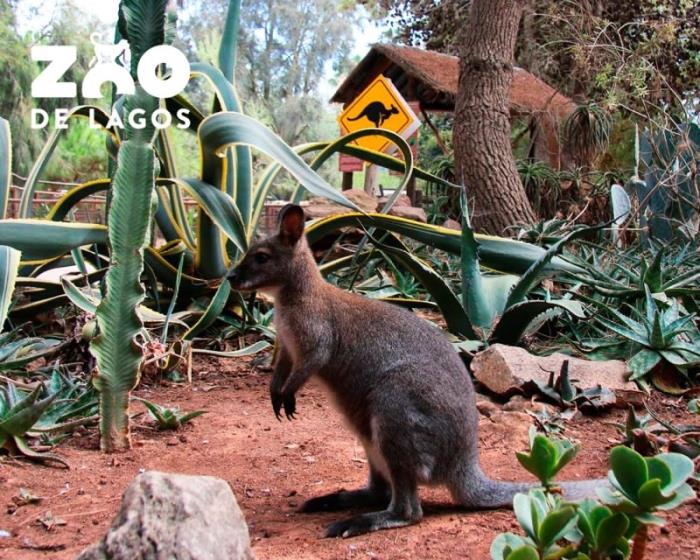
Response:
339,152,364,173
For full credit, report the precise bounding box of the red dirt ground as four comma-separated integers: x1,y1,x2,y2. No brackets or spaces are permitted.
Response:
0,353,698,559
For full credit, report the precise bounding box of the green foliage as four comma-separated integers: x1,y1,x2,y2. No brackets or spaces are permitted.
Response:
516,427,580,489
91,86,160,452
308,211,587,344
135,397,205,431
591,286,700,382
631,122,700,244
0,382,68,468
492,433,696,560
598,446,695,525
562,104,612,166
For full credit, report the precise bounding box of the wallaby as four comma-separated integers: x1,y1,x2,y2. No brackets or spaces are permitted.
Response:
228,204,602,538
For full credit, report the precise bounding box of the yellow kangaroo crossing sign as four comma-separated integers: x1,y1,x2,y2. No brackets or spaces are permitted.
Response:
338,75,421,155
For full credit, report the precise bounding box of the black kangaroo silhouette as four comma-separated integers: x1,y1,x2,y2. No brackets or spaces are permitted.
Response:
347,102,400,127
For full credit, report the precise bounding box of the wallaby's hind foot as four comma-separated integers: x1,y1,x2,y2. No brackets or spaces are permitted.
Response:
300,487,390,513
301,467,391,512
325,506,422,538
325,472,422,538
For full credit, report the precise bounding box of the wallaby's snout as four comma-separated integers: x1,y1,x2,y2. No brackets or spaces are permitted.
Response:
228,204,307,294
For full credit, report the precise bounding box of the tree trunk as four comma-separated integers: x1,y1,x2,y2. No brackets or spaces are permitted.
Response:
453,0,537,234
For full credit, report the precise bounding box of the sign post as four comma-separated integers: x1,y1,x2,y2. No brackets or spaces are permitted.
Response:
338,75,421,155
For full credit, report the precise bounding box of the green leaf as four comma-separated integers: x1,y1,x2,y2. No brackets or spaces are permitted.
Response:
60,276,98,314
218,0,241,82
169,178,247,254
460,193,490,328
199,112,359,211
655,453,695,493
513,493,537,541
645,456,672,489
505,226,595,307
595,512,629,552
628,349,662,381
19,106,114,218
654,483,695,511
376,242,475,338
490,300,585,345
609,446,648,501
182,280,231,341
637,479,675,510
516,435,558,485
491,533,533,560
0,118,11,219
0,220,107,263
0,245,21,329
306,213,581,276
46,179,111,222
0,387,57,437
506,546,540,560
538,506,576,548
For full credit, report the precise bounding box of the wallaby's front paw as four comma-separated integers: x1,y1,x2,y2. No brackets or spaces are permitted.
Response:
271,389,296,421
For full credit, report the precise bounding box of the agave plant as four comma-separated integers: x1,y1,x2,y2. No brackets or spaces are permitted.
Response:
590,287,700,383
134,397,205,431
306,208,588,344
0,382,68,468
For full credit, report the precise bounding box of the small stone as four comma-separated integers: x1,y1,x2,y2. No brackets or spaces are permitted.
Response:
476,399,499,418
503,395,529,412
77,471,252,560
471,344,634,397
0,529,11,538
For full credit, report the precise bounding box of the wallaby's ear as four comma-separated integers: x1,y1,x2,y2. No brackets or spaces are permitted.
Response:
278,204,305,245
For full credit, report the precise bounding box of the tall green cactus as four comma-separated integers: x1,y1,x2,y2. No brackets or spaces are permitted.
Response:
91,0,167,452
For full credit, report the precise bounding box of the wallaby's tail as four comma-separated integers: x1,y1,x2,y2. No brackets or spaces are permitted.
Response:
451,463,605,509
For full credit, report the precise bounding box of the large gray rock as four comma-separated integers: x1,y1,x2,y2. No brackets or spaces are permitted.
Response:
77,471,253,560
471,344,637,398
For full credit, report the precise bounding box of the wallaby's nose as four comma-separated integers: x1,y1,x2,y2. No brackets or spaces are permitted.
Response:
227,268,240,283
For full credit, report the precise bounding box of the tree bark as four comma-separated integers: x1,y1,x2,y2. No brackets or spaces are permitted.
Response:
453,0,537,234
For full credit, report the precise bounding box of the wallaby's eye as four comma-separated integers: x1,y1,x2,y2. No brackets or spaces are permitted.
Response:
253,252,270,265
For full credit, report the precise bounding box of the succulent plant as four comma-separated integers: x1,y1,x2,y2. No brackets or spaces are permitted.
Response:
135,397,206,431
516,427,580,490
491,490,578,560
0,382,68,468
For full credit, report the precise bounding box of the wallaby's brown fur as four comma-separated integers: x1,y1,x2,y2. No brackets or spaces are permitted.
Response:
228,204,601,538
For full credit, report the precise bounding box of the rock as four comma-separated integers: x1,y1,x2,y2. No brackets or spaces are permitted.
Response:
303,190,377,219
480,411,532,449
377,194,412,209
502,395,531,412
77,471,252,560
475,399,500,418
471,344,635,398
442,218,461,231
388,206,427,222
